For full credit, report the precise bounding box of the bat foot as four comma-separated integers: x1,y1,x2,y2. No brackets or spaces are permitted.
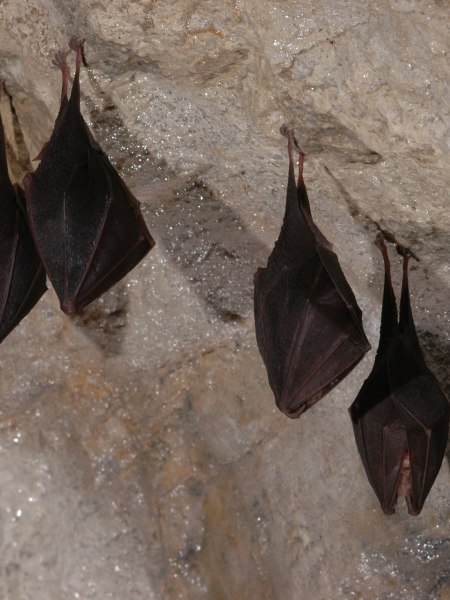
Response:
395,243,412,259
374,231,387,251
52,51,70,102
280,124,303,155
69,36,88,68
280,125,305,187
52,51,68,70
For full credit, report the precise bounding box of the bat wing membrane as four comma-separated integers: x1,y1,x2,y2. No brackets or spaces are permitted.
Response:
350,362,405,515
316,244,368,340
25,41,155,314
350,235,449,515
68,149,155,311
256,252,368,417
0,189,47,342
63,154,111,303
350,355,449,516
388,341,450,514
255,131,370,417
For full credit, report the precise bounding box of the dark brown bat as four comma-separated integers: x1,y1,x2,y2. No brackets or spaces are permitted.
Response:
254,128,370,418
0,84,47,342
24,38,155,315
349,234,449,515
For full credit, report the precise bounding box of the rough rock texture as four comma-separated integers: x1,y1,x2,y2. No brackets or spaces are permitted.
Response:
0,1,449,598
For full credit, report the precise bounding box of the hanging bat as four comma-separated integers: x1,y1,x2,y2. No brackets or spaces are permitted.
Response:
0,84,47,343
254,128,370,418
349,233,449,515
24,38,155,315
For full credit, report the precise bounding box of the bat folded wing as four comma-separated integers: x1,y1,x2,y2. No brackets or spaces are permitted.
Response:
316,244,368,336
390,373,449,515
0,190,47,342
350,363,395,508
255,253,369,417
350,355,449,516
59,148,155,314
254,131,370,417
24,40,156,315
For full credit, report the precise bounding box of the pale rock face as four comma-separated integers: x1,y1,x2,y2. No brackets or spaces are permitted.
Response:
0,1,449,598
